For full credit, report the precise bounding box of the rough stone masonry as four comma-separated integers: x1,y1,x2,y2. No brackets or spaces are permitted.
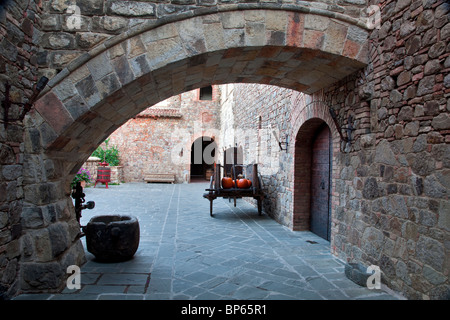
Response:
0,0,448,300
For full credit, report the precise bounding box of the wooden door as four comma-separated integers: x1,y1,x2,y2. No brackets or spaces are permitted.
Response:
310,124,331,241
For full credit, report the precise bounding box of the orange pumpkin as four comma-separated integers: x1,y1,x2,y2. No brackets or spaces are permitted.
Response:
247,179,252,187
222,177,233,189
237,179,250,189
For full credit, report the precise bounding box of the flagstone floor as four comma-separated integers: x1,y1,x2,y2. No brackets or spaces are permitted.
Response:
14,182,402,300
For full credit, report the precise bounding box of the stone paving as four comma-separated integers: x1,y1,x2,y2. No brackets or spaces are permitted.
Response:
14,182,402,300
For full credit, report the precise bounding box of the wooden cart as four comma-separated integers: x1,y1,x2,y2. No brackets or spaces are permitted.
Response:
203,163,264,216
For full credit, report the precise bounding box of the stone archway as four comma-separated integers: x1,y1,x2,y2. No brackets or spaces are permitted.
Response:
32,8,368,166
190,136,217,181
28,8,369,199
21,9,369,293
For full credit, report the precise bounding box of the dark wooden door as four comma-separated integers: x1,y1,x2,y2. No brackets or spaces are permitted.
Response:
310,124,331,241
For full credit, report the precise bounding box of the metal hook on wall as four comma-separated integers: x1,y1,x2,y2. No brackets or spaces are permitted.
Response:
269,124,289,151
329,107,356,152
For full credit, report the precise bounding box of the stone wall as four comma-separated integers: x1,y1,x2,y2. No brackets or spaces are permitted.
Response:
0,0,42,300
1,0,87,299
327,0,449,300
218,0,450,300
218,83,295,227
106,86,221,183
38,0,371,80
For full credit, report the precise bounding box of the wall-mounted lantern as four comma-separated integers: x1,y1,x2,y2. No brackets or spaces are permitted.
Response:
2,76,49,128
329,107,355,145
270,125,289,151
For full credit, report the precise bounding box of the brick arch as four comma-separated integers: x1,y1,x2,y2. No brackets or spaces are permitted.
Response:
291,99,340,233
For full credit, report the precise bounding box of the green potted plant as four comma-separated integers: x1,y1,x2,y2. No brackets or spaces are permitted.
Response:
91,138,120,166
71,168,92,188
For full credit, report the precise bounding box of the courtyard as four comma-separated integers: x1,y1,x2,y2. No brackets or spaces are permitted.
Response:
1,1,448,300
14,182,400,301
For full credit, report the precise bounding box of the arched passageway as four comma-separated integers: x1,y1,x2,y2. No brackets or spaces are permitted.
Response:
1,0,446,301
20,8,368,293
31,9,368,177
190,136,217,181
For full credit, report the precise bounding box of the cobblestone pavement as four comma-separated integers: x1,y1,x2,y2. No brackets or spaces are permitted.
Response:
15,182,402,300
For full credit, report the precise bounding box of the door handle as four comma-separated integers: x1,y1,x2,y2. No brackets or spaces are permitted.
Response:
320,179,325,190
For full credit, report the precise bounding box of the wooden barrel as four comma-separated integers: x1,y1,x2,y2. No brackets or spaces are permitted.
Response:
97,166,111,182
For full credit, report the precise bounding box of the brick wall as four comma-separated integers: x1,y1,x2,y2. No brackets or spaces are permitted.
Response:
106,86,221,183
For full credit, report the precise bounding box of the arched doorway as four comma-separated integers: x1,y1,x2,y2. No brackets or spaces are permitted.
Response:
190,136,217,181
294,119,332,241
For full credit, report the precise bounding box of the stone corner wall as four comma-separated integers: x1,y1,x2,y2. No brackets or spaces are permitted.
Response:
1,0,88,299
216,0,450,300
0,0,43,300
325,0,450,300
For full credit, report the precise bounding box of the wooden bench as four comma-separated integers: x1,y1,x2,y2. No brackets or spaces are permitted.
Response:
144,173,175,183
